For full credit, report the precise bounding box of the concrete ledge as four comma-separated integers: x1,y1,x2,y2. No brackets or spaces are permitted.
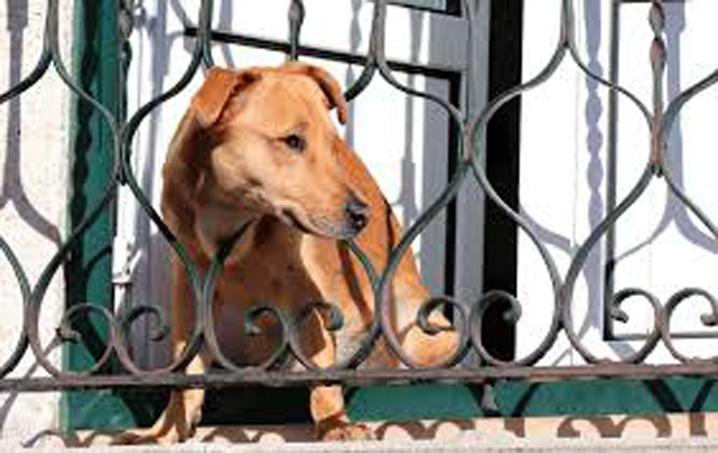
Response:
17,413,718,451
10,438,718,453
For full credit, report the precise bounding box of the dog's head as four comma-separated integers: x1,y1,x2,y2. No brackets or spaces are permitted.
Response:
189,64,369,240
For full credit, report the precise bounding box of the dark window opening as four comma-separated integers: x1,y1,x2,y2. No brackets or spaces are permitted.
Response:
480,0,524,362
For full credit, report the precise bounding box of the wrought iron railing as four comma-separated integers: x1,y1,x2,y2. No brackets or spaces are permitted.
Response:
0,0,717,416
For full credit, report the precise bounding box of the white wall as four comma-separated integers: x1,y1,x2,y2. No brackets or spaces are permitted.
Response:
517,1,718,364
0,0,74,445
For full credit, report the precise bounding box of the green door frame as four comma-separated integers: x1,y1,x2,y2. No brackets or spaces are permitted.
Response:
62,0,161,430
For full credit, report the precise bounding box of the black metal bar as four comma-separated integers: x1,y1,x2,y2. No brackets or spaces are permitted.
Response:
184,27,458,80
2,363,718,393
287,0,305,61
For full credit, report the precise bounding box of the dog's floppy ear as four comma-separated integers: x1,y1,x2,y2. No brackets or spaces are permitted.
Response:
284,64,348,124
191,67,259,127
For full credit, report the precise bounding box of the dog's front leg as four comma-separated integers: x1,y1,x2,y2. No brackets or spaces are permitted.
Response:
305,313,372,441
310,384,372,441
122,387,204,445
118,258,208,445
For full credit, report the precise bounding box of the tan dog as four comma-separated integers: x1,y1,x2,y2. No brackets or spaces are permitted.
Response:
125,64,457,443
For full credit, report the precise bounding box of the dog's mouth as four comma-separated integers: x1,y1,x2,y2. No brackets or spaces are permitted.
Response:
312,216,362,240
278,207,361,240
279,207,315,235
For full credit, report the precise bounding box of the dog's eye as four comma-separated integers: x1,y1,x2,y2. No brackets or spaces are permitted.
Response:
283,134,306,152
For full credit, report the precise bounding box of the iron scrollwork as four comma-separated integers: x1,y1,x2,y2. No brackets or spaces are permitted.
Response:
0,0,716,410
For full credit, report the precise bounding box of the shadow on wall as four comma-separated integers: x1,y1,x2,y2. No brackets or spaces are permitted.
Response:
0,0,70,438
519,3,713,355
0,0,61,246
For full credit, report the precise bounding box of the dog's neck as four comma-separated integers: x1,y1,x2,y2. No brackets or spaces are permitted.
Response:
194,202,305,265
194,201,259,259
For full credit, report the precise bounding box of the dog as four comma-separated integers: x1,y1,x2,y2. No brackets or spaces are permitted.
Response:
123,63,457,443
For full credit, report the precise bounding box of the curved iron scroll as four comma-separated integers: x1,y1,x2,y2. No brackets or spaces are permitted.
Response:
1,0,718,399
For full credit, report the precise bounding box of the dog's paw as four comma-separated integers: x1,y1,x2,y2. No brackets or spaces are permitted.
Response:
112,411,201,445
112,425,192,446
319,422,373,441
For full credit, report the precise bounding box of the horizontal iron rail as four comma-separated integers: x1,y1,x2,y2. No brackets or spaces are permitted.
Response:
184,27,461,79
4,364,718,393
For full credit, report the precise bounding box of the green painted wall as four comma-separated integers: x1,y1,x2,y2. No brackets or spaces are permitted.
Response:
349,379,718,422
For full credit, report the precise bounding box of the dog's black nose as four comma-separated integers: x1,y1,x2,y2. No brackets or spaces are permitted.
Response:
345,195,370,233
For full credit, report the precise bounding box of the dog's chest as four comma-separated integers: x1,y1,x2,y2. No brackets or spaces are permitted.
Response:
212,224,330,310
218,263,309,304
206,222,377,365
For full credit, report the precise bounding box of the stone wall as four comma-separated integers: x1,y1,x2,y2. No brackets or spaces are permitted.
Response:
0,0,74,444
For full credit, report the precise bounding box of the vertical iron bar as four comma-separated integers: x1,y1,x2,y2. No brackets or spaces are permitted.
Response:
649,0,666,175
604,0,622,341
288,0,305,61
198,0,215,68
